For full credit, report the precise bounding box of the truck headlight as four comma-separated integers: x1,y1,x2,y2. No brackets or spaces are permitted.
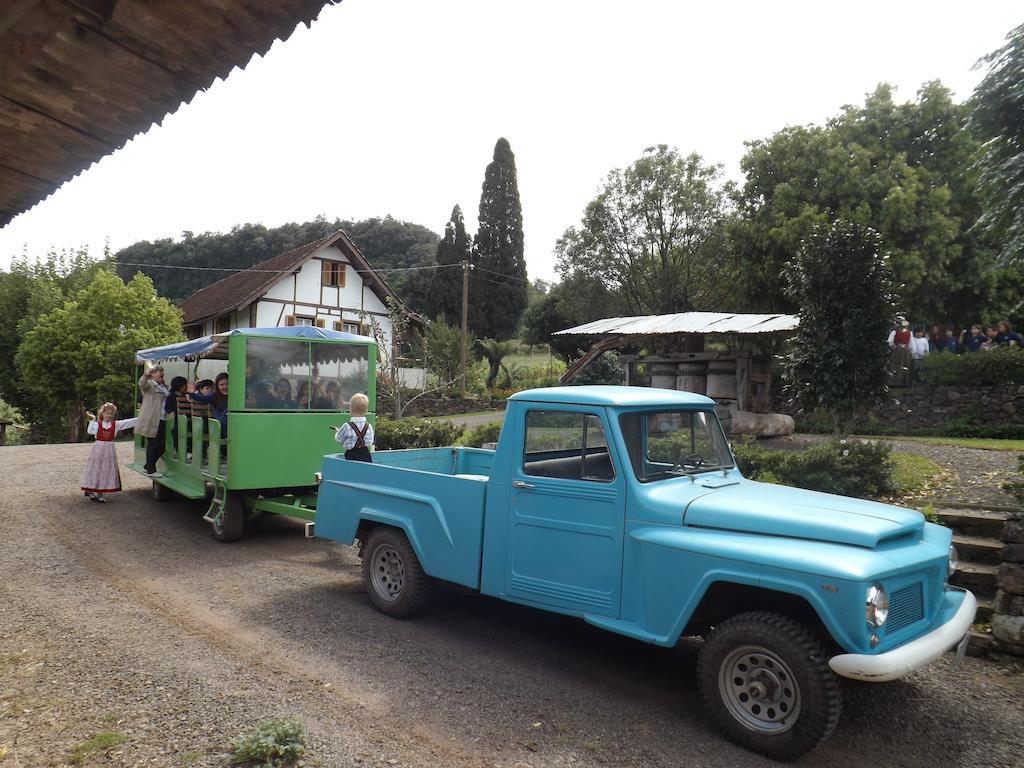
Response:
948,545,958,578
866,583,889,628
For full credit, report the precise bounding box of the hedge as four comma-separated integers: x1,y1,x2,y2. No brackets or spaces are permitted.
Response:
732,440,895,499
917,347,1024,386
374,417,464,450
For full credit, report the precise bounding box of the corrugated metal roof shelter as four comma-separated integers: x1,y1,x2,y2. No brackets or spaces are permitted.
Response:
555,312,799,337
554,311,799,421
0,0,337,228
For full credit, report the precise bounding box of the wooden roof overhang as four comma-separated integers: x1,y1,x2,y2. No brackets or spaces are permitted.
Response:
0,0,337,228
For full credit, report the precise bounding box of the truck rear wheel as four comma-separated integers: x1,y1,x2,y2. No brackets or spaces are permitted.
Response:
212,492,245,543
361,527,432,618
697,611,841,760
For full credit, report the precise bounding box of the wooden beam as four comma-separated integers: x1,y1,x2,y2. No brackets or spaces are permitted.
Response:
559,335,627,384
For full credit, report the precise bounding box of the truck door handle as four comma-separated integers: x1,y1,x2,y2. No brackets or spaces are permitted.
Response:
513,480,535,489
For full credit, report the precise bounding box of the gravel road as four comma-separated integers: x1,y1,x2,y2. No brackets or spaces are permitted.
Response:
1,442,1022,768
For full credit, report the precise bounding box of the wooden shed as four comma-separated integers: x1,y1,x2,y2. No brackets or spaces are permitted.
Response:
555,312,799,415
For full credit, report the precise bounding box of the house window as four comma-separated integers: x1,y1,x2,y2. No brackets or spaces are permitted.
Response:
185,325,203,340
214,315,232,333
294,315,315,326
321,261,345,288
335,320,365,335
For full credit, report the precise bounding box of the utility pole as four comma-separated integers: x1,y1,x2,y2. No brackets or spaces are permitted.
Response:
460,257,470,395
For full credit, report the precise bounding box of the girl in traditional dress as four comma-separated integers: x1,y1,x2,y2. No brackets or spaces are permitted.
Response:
81,402,137,503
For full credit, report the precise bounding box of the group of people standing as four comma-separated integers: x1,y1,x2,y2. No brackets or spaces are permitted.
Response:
889,320,1023,357
887,319,1022,385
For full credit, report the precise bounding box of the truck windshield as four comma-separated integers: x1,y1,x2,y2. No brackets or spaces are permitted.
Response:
619,410,734,482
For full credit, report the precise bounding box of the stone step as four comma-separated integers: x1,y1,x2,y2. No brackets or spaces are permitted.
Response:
975,598,994,624
966,629,993,657
950,561,998,599
936,509,1006,539
952,533,1004,566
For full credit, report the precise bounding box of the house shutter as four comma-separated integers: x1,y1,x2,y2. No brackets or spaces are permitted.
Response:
321,261,331,285
285,315,295,327
315,318,325,328
336,263,346,287
333,320,344,332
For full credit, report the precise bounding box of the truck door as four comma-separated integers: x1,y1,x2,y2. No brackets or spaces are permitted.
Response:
506,407,624,617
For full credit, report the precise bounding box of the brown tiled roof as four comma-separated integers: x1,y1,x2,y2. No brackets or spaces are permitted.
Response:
1,0,337,228
180,230,420,326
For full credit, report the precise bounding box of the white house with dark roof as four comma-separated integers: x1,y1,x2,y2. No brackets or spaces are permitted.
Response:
179,231,424,357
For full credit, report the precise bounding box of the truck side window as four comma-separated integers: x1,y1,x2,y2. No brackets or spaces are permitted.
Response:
523,410,614,482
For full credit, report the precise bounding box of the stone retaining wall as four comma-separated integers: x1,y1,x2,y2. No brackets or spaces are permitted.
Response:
993,510,1024,657
775,384,1024,431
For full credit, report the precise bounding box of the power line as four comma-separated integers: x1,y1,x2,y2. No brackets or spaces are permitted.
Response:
115,260,462,275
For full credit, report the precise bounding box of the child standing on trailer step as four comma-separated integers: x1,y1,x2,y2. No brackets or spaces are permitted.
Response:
81,403,137,502
334,393,373,462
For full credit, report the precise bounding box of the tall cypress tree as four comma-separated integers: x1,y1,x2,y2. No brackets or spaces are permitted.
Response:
470,137,528,339
425,205,470,326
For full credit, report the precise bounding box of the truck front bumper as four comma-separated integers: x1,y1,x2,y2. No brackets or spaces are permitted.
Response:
828,587,977,683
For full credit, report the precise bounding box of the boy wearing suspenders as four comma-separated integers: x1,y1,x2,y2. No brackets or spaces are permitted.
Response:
334,392,374,462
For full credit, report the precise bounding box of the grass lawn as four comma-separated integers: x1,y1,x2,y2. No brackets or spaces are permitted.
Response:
889,452,945,497
875,436,1024,452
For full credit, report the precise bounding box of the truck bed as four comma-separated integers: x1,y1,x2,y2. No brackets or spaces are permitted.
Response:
314,447,494,589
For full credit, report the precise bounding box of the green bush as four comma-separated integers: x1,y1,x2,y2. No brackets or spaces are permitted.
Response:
570,351,623,385
459,420,503,447
733,440,895,499
917,347,1024,386
231,719,305,768
374,417,464,450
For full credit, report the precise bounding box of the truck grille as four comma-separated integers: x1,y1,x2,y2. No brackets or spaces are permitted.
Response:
887,582,924,634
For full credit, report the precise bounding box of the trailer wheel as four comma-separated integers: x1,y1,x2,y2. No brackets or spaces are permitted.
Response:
152,480,175,502
212,492,245,543
361,527,432,618
697,611,841,760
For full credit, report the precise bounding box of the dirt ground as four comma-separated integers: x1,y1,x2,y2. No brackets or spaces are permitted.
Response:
1,441,1023,768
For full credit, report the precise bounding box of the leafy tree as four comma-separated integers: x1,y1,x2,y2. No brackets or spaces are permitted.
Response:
15,270,181,441
477,339,518,389
471,138,528,339
555,145,736,318
733,82,995,325
971,22,1024,265
0,249,109,423
417,316,465,386
521,273,621,361
425,205,470,325
784,220,896,437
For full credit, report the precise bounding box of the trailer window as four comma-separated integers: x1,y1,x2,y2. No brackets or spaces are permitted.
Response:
311,342,371,412
244,338,372,411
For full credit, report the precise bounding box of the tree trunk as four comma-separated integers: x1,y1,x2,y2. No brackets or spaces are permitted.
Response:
66,401,83,443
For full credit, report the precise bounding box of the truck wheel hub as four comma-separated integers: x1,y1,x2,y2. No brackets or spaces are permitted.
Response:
371,544,405,601
718,645,801,734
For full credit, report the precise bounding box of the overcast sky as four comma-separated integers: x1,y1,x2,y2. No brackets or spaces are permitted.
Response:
0,1,1019,281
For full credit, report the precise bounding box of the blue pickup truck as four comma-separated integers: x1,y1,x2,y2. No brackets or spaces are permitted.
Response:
314,386,976,759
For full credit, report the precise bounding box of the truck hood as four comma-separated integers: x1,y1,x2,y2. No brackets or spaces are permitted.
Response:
684,479,924,549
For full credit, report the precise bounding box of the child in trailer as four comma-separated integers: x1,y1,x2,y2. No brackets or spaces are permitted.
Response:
81,403,137,502
334,393,374,462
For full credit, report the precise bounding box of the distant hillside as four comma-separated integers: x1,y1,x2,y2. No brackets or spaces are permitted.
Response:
114,216,440,312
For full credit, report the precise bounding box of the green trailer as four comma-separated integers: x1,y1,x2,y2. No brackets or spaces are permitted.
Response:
128,326,377,541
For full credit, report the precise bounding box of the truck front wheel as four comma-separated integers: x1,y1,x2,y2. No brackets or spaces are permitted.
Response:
697,611,841,760
361,527,432,618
